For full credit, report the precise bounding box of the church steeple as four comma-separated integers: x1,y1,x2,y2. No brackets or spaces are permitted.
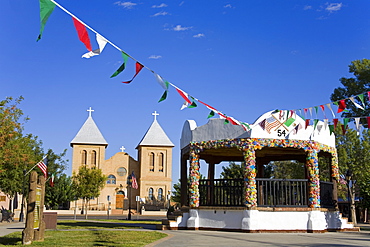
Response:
70,107,108,147
136,111,174,148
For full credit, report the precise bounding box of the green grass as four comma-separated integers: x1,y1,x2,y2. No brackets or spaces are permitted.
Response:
93,219,161,225
0,230,167,246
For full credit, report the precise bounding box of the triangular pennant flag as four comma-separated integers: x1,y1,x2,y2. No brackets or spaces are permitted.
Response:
320,105,326,119
305,119,310,129
111,52,129,78
259,119,266,130
337,100,346,113
355,117,361,134
207,111,215,118
317,125,323,133
349,97,364,110
341,125,348,135
314,106,318,118
358,94,366,109
82,34,108,58
37,0,56,41
293,123,302,135
72,17,92,51
176,88,192,104
313,119,319,130
284,117,295,127
154,74,169,90
367,117,370,129
224,119,229,124
299,109,305,120
343,118,349,129
123,62,144,84
158,90,167,103
368,92,370,102
333,118,339,129
279,110,284,120
188,100,197,108
309,107,313,118
323,119,328,130
329,125,335,135
326,103,335,118
241,122,251,131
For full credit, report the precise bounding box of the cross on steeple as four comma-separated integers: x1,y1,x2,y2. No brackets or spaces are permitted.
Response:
87,107,94,117
120,146,125,152
152,111,159,121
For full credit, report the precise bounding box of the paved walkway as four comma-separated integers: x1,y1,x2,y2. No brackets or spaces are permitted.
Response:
1,220,370,247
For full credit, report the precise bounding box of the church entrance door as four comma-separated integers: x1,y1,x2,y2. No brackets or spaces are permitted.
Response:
116,191,125,209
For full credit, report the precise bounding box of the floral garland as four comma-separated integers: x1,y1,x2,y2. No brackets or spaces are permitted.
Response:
188,138,338,208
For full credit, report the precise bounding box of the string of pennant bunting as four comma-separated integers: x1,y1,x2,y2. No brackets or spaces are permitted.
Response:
37,0,251,131
37,0,370,136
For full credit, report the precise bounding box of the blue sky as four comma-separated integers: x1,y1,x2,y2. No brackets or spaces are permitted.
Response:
1,1,369,183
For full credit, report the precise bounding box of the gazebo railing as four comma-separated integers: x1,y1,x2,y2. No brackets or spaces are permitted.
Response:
256,178,308,207
199,178,333,208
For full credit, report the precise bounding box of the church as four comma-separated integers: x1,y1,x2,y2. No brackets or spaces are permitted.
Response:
70,108,174,212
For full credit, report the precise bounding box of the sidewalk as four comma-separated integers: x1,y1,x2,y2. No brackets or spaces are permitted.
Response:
0,221,25,237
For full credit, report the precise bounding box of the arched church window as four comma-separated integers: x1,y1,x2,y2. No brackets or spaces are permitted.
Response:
159,153,164,172
81,150,87,165
91,150,97,166
149,152,155,172
158,188,163,201
107,175,116,185
117,167,127,177
149,188,154,200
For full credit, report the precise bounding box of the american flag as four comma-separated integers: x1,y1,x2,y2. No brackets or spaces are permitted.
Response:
37,159,47,178
131,172,138,189
265,116,280,134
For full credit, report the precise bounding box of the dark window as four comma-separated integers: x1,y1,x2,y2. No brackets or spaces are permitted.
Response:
81,150,87,165
158,188,163,201
159,153,164,172
149,188,154,200
107,174,116,184
149,152,155,172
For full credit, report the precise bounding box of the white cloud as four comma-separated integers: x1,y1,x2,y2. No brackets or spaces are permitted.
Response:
224,4,233,8
152,3,167,8
303,5,312,10
114,1,137,9
193,33,205,38
325,3,342,13
152,11,169,17
173,25,192,31
149,55,162,59
179,1,184,6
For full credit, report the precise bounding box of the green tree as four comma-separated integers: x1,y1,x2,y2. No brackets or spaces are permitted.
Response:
335,126,370,225
45,173,76,209
73,166,106,219
331,59,370,121
264,161,305,179
220,162,244,179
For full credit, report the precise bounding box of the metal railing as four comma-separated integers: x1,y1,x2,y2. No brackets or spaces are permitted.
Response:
199,179,244,206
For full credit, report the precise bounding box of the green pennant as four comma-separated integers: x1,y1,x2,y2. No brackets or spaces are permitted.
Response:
158,90,167,103
313,119,319,129
284,117,295,127
329,125,334,135
188,101,197,108
358,94,365,106
242,122,251,130
207,111,215,118
224,119,229,124
343,118,349,128
110,52,128,78
314,106,318,115
37,0,56,41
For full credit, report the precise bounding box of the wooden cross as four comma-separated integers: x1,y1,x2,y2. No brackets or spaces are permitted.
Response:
87,107,94,117
152,111,159,121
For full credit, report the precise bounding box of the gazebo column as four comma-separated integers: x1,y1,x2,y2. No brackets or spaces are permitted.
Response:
207,161,216,205
243,147,257,207
189,149,200,208
306,149,320,208
330,153,339,210
180,153,188,207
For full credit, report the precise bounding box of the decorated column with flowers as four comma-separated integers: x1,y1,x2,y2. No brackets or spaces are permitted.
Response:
306,148,320,208
189,149,201,208
243,146,257,207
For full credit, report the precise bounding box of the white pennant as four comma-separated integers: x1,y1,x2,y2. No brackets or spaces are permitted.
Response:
82,34,107,58
349,97,364,110
326,103,335,118
154,74,169,90
355,117,361,134
323,119,328,130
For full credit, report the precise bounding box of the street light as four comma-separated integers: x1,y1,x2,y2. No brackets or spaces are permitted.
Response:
126,174,132,220
345,169,353,222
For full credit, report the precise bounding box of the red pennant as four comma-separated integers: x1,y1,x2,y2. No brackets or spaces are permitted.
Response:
305,119,310,129
341,125,347,135
122,62,144,84
368,92,370,101
333,118,339,128
337,100,346,113
176,88,192,104
367,117,370,128
72,17,92,51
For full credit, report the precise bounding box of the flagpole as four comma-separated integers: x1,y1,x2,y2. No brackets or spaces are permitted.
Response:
25,155,48,177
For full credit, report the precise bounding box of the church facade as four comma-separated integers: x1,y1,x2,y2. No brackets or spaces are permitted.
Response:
70,108,174,212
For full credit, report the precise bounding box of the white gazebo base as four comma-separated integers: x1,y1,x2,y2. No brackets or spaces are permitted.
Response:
170,207,359,233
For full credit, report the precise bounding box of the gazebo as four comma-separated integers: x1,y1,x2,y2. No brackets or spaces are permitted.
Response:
170,110,357,232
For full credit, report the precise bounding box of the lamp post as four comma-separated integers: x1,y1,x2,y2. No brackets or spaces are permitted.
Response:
126,174,132,220
345,169,353,223
19,169,26,222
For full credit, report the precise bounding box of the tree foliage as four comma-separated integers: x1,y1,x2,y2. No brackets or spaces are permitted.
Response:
331,59,370,122
73,166,106,218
